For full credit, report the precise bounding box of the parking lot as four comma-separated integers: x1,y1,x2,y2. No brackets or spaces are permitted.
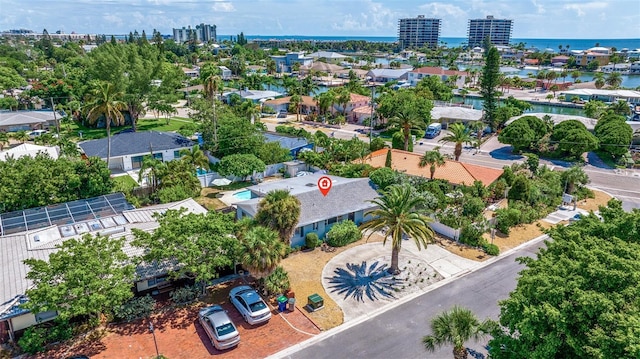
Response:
33,280,321,359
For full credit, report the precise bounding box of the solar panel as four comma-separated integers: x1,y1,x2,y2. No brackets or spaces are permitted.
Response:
0,193,134,236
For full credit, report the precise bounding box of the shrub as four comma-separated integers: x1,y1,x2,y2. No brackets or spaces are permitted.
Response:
482,242,500,256
47,318,73,343
495,208,521,234
113,295,156,322
305,232,319,249
18,327,47,354
459,223,484,247
326,220,361,247
170,284,200,304
264,266,290,296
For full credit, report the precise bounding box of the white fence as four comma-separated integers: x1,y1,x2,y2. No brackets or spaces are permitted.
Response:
196,163,285,187
429,221,460,241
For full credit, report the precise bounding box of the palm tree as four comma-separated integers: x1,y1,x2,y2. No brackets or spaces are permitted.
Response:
605,72,623,89
85,81,126,167
360,184,434,274
467,120,485,146
290,94,302,122
239,226,287,278
255,189,301,244
12,130,29,144
204,74,222,147
0,132,9,150
180,145,210,171
336,87,351,117
593,72,605,89
458,89,469,104
419,148,446,179
389,108,425,152
571,70,582,83
439,123,473,161
138,155,166,192
561,165,589,195
422,306,495,359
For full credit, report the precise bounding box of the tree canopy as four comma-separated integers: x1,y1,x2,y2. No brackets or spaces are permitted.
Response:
132,210,239,290
216,153,266,180
23,234,135,320
489,201,640,359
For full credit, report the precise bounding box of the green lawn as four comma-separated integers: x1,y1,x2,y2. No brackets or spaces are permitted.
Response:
112,175,138,191
61,117,197,141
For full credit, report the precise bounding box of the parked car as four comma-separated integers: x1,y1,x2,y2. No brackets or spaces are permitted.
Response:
28,129,48,138
424,123,442,139
229,285,272,325
277,109,288,118
198,305,240,350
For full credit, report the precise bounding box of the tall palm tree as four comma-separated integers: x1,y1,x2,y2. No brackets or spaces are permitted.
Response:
360,184,434,274
204,74,222,147
85,81,125,167
255,189,301,244
419,148,446,179
290,94,302,122
239,226,287,278
389,108,425,152
439,123,473,161
467,120,485,145
605,72,623,89
0,132,9,150
180,145,210,171
336,87,352,117
422,306,495,359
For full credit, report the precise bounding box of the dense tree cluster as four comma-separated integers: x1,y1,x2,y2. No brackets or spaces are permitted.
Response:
0,154,112,213
490,200,640,358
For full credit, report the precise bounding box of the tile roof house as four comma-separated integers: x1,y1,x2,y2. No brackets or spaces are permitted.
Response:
333,93,372,122
0,194,207,342
0,110,59,132
364,149,503,186
78,131,194,171
235,173,379,247
263,95,317,115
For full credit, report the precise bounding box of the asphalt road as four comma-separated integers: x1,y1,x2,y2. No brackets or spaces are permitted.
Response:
283,239,545,359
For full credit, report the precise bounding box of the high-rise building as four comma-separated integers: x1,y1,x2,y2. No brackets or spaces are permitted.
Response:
467,15,513,48
397,15,441,49
172,23,217,44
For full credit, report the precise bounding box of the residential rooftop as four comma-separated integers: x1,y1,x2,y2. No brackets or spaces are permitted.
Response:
78,131,194,159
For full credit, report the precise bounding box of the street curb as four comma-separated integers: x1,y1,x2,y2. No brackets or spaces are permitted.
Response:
267,235,549,359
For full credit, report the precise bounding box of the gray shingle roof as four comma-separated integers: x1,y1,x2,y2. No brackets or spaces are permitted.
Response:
236,174,379,227
78,131,194,159
263,133,309,151
0,110,57,127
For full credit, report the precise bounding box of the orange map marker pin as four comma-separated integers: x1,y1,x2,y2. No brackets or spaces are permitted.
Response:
318,176,332,196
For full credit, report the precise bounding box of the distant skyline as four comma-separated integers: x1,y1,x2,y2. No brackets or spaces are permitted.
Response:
1,0,639,39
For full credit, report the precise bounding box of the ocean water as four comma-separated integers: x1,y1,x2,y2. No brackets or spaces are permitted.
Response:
235,35,640,51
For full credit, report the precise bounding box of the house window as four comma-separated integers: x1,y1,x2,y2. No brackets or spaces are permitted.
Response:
348,212,355,221
131,155,144,169
312,222,319,230
148,276,167,287
295,227,302,237
174,150,182,159
35,310,57,323
327,217,337,225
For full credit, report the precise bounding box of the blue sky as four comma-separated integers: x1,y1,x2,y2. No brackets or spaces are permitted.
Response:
1,0,639,39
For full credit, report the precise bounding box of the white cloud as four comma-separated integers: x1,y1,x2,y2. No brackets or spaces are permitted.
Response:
531,0,545,14
212,1,235,12
563,2,608,17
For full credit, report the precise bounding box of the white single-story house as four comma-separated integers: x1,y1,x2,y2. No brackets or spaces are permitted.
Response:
222,89,283,103
431,106,483,127
218,66,232,80
306,51,348,64
78,131,195,170
0,193,207,343
0,110,60,132
558,89,640,105
235,173,379,247
0,143,60,161
366,68,412,83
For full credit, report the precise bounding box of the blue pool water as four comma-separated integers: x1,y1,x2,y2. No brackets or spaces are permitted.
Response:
233,190,253,201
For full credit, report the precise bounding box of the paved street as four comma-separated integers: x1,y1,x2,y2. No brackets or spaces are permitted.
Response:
273,238,545,359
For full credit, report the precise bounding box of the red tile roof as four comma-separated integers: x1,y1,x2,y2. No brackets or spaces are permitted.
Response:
364,149,503,186
411,67,468,76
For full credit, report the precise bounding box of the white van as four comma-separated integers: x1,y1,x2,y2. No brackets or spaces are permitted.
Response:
28,130,48,139
425,123,442,139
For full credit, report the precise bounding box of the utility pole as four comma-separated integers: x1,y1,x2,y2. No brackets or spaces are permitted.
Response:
369,84,376,145
50,97,60,135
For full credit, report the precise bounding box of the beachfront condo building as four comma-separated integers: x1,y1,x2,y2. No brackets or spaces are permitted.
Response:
467,15,513,48
398,16,441,49
172,23,217,44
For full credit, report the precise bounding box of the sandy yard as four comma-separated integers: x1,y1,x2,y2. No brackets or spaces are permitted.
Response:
282,189,612,330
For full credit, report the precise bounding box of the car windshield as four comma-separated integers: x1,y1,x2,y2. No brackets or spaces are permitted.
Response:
249,300,267,312
215,323,236,336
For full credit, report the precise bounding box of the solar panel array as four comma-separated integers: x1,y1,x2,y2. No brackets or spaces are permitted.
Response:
0,193,135,236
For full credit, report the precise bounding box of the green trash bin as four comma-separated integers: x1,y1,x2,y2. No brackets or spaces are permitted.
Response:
277,295,288,312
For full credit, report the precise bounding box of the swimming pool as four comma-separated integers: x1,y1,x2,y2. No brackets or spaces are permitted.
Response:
232,190,253,201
